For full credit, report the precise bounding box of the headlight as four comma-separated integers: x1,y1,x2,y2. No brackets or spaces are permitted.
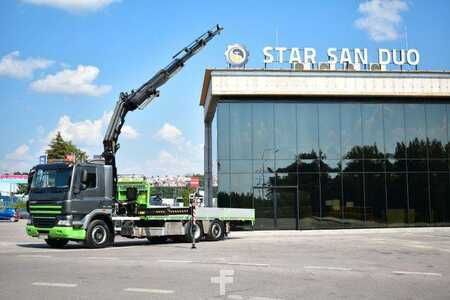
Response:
57,215,73,226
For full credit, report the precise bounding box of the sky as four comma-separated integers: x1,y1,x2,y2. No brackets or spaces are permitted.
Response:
0,0,449,177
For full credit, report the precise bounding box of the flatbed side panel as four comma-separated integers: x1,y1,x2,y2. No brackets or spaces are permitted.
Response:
196,207,255,221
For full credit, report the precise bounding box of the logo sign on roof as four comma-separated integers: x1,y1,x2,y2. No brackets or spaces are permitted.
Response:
225,44,249,68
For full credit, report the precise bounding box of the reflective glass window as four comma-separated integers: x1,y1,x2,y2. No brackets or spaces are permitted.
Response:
384,104,406,159
342,173,365,226
362,104,385,159
426,104,447,158
408,173,430,224
405,104,427,159
320,172,343,228
217,103,230,159
230,160,252,173
386,173,408,226
253,103,274,160
430,172,450,224
275,103,297,160
230,103,252,159
217,173,230,208
319,104,341,160
218,159,230,174
298,173,321,229
341,103,362,159
365,173,386,226
230,173,253,208
298,104,319,159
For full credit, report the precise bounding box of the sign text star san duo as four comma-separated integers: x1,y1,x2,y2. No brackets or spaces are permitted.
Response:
263,47,420,66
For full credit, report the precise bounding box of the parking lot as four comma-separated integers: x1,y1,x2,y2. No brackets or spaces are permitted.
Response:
1,221,450,299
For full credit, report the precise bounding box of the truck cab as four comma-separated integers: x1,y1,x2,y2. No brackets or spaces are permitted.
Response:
26,162,115,248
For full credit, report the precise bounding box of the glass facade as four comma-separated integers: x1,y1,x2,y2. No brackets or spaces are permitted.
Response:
216,101,450,229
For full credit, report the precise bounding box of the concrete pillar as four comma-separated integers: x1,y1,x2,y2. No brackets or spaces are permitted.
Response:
204,120,213,207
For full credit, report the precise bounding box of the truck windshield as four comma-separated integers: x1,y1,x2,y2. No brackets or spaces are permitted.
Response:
31,168,72,190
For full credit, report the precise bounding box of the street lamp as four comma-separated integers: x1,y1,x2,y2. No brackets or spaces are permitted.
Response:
261,148,279,188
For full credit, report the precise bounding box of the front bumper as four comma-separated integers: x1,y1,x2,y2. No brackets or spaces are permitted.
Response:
26,225,86,240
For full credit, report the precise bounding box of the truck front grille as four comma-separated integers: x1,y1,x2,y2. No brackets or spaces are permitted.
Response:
32,217,57,228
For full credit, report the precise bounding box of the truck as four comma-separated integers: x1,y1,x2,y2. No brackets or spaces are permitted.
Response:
25,25,255,248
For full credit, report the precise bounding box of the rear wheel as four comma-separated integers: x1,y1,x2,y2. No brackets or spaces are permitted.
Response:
45,238,68,248
85,219,112,248
207,220,225,241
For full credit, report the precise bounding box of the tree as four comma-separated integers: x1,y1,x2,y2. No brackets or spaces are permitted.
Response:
46,132,88,162
182,186,196,206
15,183,28,195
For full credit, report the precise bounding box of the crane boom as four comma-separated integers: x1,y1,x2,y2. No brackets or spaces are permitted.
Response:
102,25,223,199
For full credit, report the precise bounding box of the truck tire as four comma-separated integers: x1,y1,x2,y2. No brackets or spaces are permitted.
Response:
185,222,203,243
45,238,68,248
206,220,225,241
85,219,112,248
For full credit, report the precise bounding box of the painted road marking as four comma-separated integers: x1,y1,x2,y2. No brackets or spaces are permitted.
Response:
158,259,193,263
124,288,174,294
305,266,352,271
392,271,442,277
17,254,52,258
86,256,119,260
228,295,283,300
158,259,269,267
228,295,244,300
32,282,78,288
224,262,270,267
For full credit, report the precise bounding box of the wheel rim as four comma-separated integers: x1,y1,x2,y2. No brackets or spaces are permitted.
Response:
92,225,107,245
212,223,222,238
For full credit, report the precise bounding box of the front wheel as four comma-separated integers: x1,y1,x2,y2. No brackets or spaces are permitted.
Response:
45,238,68,248
85,220,113,248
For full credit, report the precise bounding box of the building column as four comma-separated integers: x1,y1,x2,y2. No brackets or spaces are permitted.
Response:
204,120,213,207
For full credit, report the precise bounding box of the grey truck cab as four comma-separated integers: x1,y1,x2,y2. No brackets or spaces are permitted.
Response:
26,162,115,248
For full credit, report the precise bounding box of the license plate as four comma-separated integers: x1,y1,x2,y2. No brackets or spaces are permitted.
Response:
38,234,48,240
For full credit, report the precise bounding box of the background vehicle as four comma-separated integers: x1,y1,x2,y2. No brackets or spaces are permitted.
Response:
25,25,255,249
0,208,19,222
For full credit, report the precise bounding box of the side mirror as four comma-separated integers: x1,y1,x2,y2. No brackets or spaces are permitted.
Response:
26,169,35,195
81,169,88,184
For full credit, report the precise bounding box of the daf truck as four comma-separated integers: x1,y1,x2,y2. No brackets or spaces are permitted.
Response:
25,25,255,248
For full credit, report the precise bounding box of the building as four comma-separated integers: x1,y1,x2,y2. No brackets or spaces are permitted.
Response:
200,68,450,230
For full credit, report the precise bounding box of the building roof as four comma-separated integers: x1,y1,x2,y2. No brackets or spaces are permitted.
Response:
199,68,450,121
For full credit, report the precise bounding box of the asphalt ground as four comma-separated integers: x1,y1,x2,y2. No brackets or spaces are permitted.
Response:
1,220,450,299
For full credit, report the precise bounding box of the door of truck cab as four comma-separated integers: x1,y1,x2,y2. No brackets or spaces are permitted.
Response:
71,165,109,218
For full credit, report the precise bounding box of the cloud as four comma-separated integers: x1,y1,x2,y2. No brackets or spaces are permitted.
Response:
156,122,183,143
0,144,34,173
47,111,139,148
148,123,203,175
0,51,53,79
355,0,408,42
30,65,111,97
5,144,32,161
22,0,118,13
